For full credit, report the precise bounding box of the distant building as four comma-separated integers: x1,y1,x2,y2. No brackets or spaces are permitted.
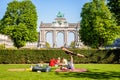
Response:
38,12,84,48
0,34,38,48
0,34,14,48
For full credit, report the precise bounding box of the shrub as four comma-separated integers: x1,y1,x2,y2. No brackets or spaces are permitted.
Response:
0,49,119,64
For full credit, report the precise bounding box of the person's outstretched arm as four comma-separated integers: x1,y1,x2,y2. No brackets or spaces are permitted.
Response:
70,55,73,63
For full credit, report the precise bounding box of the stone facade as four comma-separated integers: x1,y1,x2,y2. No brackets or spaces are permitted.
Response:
38,12,84,48
0,34,14,48
0,34,38,48
0,34,38,49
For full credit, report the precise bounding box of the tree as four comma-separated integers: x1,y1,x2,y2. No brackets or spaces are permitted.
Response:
107,0,120,26
11,24,29,48
46,42,50,48
69,41,75,48
0,0,38,48
79,0,119,48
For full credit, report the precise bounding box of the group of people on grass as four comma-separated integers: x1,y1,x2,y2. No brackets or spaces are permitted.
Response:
49,57,67,67
49,47,85,71
31,47,86,72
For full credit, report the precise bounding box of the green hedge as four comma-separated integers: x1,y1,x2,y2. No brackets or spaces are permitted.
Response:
0,49,119,64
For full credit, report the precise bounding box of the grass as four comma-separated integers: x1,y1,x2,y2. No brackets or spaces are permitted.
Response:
0,64,120,80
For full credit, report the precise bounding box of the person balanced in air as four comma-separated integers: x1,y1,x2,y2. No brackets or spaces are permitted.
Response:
61,47,86,57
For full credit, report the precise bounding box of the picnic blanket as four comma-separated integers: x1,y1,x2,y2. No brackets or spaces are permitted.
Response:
8,68,26,72
55,68,87,73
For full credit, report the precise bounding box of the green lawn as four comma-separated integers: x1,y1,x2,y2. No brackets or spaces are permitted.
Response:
0,64,120,80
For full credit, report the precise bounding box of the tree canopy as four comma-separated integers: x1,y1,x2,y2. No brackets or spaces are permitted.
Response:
107,0,120,26
79,0,119,48
0,0,38,48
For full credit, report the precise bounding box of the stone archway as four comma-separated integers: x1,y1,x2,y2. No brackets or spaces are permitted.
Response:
46,31,53,47
56,32,64,48
68,31,75,47
38,12,83,48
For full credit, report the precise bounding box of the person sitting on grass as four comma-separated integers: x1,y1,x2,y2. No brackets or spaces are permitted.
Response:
59,57,68,70
49,58,56,67
55,57,61,67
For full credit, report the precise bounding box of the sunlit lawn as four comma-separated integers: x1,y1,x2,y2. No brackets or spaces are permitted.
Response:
0,64,120,80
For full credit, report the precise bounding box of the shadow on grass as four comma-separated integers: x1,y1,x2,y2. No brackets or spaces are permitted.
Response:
55,71,120,79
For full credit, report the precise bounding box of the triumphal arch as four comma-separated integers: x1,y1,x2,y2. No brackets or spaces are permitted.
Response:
38,12,83,48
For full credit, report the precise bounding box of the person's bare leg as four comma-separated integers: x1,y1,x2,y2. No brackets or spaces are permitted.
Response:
77,53,85,57
61,47,73,53
61,47,86,57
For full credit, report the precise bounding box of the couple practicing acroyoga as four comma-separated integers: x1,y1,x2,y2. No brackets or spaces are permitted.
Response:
55,47,87,72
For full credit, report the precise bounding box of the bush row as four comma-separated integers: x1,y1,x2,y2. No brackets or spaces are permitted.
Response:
0,49,119,64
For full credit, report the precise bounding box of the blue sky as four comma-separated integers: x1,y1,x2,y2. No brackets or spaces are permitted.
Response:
0,0,91,47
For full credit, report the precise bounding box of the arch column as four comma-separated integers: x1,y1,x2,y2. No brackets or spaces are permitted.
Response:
74,30,78,47
64,30,68,47
37,31,40,47
74,29,81,48
39,30,46,48
53,30,57,48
